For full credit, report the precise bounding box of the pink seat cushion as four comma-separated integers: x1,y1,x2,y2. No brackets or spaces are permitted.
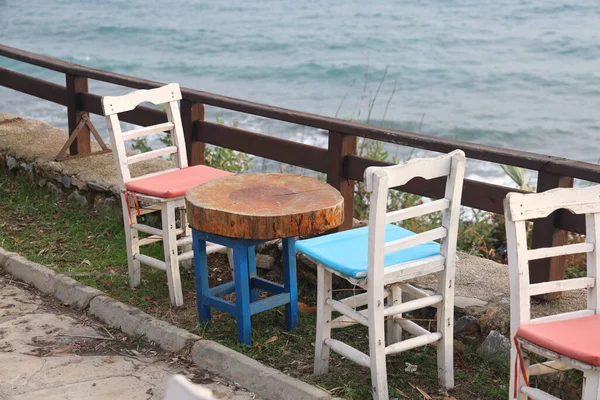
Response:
125,165,233,198
516,314,600,366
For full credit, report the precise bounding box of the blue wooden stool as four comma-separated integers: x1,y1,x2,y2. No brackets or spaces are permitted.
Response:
185,173,344,346
192,231,297,345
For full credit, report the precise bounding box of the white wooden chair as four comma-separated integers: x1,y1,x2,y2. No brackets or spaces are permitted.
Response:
102,83,232,306
505,185,600,400
296,150,466,399
164,375,217,400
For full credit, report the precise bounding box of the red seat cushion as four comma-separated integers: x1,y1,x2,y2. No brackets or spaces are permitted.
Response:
516,314,600,366
125,165,233,198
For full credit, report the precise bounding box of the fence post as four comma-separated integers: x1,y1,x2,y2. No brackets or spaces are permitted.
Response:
327,131,357,231
530,171,574,299
181,100,205,166
66,74,90,156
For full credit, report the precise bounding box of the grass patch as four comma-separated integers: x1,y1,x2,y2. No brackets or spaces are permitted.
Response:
0,170,515,399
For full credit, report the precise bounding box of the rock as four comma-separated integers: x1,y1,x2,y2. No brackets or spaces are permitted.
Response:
454,296,487,311
102,197,121,213
37,176,47,188
19,162,32,173
88,181,111,192
256,254,275,270
67,191,89,208
0,153,6,168
71,176,87,190
45,182,63,198
6,156,17,170
61,175,71,189
255,239,280,253
453,339,466,355
477,330,510,362
454,315,480,336
478,305,511,336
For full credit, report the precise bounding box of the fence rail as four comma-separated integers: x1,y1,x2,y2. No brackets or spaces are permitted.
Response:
1,43,598,286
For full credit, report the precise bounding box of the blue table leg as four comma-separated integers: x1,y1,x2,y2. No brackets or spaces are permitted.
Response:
282,237,298,331
233,241,252,345
247,245,259,302
192,229,211,325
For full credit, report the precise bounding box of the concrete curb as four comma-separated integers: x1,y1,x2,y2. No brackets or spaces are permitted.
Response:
0,247,337,400
88,295,200,353
191,340,332,400
2,252,102,309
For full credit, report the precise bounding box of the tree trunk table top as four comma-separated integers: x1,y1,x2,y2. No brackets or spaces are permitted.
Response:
185,173,344,239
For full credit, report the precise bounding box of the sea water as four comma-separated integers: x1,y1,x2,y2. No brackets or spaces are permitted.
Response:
0,0,599,184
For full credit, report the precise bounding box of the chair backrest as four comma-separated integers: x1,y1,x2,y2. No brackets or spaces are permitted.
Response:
164,375,216,400
364,150,466,283
101,83,188,189
504,185,600,335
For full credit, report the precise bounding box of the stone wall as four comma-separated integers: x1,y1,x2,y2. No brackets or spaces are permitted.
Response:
0,113,173,214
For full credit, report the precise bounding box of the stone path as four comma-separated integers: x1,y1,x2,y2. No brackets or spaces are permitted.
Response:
0,276,258,400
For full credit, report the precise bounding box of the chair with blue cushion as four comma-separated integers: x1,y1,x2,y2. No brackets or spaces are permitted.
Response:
296,150,466,400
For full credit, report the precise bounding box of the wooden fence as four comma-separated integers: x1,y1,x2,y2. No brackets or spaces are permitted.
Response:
1,43,599,286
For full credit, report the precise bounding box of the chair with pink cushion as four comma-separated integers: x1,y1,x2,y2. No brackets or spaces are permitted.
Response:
102,83,232,306
505,185,600,400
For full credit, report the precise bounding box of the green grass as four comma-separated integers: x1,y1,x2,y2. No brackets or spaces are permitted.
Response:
0,170,515,399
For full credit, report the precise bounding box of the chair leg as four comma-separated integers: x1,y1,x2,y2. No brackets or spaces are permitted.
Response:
247,245,259,303
192,229,211,324
509,342,529,400
583,370,600,400
120,193,141,288
226,247,234,270
314,265,332,375
232,241,252,345
178,207,193,266
282,237,298,331
437,270,455,389
368,287,389,400
162,201,184,307
386,284,402,345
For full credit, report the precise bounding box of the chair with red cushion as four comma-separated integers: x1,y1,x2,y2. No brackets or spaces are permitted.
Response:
505,185,600,400
102,83,232,306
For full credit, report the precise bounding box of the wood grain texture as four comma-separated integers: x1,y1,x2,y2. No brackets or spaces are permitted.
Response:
186,174,344,239
66,74,90,155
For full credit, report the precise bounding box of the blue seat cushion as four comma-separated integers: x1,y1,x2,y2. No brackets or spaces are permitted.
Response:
296,224,441,279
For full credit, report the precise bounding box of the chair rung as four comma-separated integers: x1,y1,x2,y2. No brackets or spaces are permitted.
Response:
384,227,447,254
128,146,178,164
324,338,370,368
328,299,369,327
526,242,594,261
385,332,442,355
206,242,226,254
396,319,430,337
135,254,166,271
398,283,432,299
331,313,364,329
382,255,445,285
529,361,571,376
383,294,442,317
122,122,174,141
520,386,561,400
338,288,391,308
529,277,594,297
177,236,192,247
138,235,163,246
178,250,194,262
132,223,162,237
386,199,450,224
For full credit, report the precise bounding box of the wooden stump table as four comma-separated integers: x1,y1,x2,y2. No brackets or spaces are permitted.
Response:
185,173,344,345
